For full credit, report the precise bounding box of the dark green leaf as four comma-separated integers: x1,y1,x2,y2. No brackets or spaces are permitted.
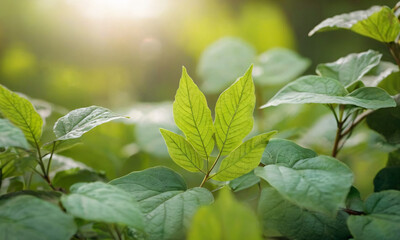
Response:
373,167,400,191
53,168,107,191
198,37,256,93
229,170,260,192
0,195,77,240
347,190,400,240
255,139,353,215
110,167,213,240
258,187,351,240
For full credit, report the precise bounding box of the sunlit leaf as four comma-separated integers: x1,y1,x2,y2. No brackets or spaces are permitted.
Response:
309,6,400,42
188,188,262,240
214,131,276,181
110,167,213,240
61,182,144,231
262,76,395,109
173,67,214,158
214,66,255,155
160,128,204,172
197,37,256,93
54,106,124,141
347,190,400,240
0,195,77,240
316,50,381,87
0,119,29,149
255,139,353,215
254,48,310,85
378,71,400,96
0,84,42,145
258,187,351,240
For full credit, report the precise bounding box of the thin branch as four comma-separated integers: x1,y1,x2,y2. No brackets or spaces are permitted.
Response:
340,109,374,137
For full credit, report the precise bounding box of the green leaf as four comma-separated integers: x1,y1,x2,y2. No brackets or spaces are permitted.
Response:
255,139,353,215
346,187,364,212
367,98,400,144
229,170,260,192
54,106,124,141
173,67,214,158
188,188,262,240
378,71,400,95
2,156,36,179
347,190,400,240
53,168,107,191
253,48,310,85
0,195,77,240
213,131,276,181
316,50,382,87
0,84,43,145
61,182,144,231
309,6,400,43
110,167,213,240
160,128,204,172
214,66,256,155
0,119,29,149
258,187,351,240
197,37,257,93
262,75,396,109
373,167,400,192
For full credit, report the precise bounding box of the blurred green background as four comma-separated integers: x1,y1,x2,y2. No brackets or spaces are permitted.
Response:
0,0,397,197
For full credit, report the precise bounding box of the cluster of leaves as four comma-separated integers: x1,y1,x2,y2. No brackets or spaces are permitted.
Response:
1,2,400,240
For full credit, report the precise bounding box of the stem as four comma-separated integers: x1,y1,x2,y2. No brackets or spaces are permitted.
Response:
342,208,365,215
340,110,374,137
387,42,400,69
255,85,265,132
46,141,56,176
33,139,57,191
331,105,345,157
199,152,222,187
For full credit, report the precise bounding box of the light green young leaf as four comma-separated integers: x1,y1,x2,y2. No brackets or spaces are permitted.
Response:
160,128,203,172
110,167,214,240
378,71,400,95
54,106,124,141
262,76,396,109
197,37,257,93
0,119,29,149
214,66,255,155
213,131,276,181
188,188,262,240
254,48,310,85
309,6,400,43
0,195,77,240
255,139,353,215
347,190,400,240
173,67,214,158
61,182,144,230
316,50,382,87
0,85,43,145
258,187,351,240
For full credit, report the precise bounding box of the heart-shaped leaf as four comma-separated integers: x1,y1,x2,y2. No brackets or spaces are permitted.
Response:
309,6,400,43
173,67,214,158
255,139,353,215
54,106,124,141
0,195,77,240
110,167,213,240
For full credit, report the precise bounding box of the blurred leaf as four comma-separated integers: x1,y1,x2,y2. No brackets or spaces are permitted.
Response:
173,67,214,158
0,84,42,145
229,170,260,192
362,61,398,87
316,50,381,87
0,195,77,240
110,167,213,240
367,98,400,144
54,106,123,141
160,129,204,172
214,132,276,181
255,139,353,215
388,149,400,166
188,188,262,240
197,37,256,93
345,187,364,212
262,76,395,109
0,190,61,205
347,190,400,240
43,138,82,154
53,168,107,191
254,48,310,86
309,6,400,42
6,178,24,193
378,71,400,95
0,119,29,149
61,182,144,230
2,156,36,179
258,187,350,240
373,167,400,191
214,66,255,155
